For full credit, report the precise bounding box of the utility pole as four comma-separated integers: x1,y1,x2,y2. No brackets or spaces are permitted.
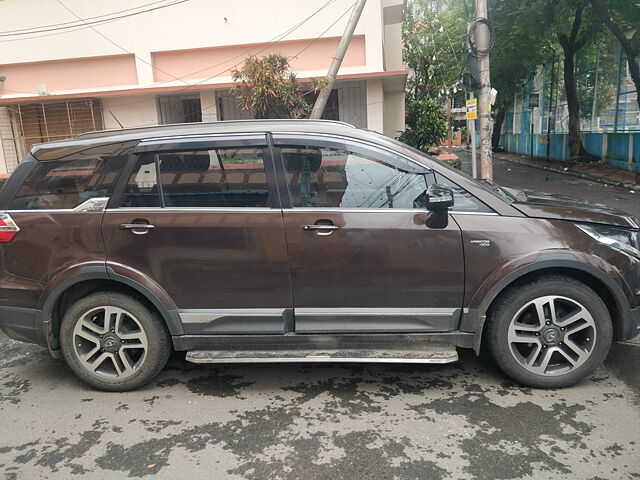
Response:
475,0,493,180
311,0,367,119
614,43,624,133
469,92,477,178
546,57,556,161
446,97,453,153
591,46,599,131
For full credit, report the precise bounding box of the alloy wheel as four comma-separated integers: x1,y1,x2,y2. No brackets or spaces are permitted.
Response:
72,306,148,379
507,295,596,376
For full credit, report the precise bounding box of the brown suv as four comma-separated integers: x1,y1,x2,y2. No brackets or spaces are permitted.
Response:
0,120,638,391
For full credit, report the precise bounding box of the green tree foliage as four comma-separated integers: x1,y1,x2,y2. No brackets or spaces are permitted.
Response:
403,1,467,102
231,54,325,119
575,34,618,121
590,0,640,110
489,0,555,147
402,1,464,153
553,0,603,161
398,98,448,152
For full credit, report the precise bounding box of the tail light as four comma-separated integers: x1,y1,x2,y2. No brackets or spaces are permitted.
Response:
0,213,19,242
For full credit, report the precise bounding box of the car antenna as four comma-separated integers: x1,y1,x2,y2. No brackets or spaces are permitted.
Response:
108,110,124,129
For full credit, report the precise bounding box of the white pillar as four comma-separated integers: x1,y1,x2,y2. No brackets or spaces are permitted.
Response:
135,51,155,86
366,79,384,133
200,90,218,122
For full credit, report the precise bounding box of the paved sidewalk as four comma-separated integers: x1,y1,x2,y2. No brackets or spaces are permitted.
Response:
488,150,638,189
457,150,640,218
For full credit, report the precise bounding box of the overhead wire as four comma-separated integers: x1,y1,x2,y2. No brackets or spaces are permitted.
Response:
96,0,339,112
55,0,192,85
158,1,356,124
0,0,190,37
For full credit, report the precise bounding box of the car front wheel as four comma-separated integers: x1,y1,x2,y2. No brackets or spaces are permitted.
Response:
60,291,171,391
486,275,613,388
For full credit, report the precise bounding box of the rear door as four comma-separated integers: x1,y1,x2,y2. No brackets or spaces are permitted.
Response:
0,142,134,292
102,135,293,335
272,134,465,333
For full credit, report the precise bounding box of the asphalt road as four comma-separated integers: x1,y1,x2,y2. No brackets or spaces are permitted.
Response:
1,158,639,479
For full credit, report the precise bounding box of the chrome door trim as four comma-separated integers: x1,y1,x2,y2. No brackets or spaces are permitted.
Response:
180,309,285,323
295,308,462,334
105,207,275,213
282,207,499,215
179,309,286,335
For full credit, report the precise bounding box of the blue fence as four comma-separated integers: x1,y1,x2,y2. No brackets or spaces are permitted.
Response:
498,132,640,173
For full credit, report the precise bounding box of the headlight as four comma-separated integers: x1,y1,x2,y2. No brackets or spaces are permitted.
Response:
575,223,640,260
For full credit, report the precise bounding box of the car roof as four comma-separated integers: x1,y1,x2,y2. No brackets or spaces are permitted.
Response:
29,119,376,161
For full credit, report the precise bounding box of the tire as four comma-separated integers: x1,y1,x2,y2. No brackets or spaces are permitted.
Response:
60,291,171,391
486,275,613,388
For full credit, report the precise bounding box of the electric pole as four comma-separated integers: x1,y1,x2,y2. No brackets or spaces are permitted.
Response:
447,97,453,153
311,0,367,119
475,0,493,180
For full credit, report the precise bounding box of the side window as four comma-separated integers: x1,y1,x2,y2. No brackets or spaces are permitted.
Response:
9,143,132,210
121,154,160,208
281,145,428,209
158,146,269,208
120,146,270,208
432,172,493,213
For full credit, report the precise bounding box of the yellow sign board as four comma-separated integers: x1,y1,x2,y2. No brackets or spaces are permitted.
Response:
466,99,477,120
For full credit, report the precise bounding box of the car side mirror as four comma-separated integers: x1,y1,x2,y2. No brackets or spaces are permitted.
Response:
425,184,454,229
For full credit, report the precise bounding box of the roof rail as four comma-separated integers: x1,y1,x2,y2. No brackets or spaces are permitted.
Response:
73,118,356,140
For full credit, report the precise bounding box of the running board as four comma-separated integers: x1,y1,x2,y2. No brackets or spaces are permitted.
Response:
185,344,458,365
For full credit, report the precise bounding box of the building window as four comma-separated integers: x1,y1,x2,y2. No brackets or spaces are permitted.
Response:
158,94,202,125
10,99,103,153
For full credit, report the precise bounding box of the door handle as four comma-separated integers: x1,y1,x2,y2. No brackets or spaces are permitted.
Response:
119,223,155,235
303,224,339,236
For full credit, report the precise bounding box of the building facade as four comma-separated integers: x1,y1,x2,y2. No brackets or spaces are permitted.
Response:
0,0,407,173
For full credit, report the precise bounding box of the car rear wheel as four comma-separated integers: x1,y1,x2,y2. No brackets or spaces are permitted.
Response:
486,275,613,388
60,292,171,391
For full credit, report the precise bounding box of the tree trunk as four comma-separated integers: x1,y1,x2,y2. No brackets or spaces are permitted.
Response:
561,43,585,162
591,0,640,111
558,6,592,162
492,108,506,151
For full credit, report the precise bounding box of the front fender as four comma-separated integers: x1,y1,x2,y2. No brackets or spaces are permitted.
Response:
462,252,635,353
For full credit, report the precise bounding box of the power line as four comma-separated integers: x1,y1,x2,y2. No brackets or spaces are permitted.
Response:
2,0,342,123
55,0,192,85
291,2,355,60
0,0,187,37
98,0,338,111
0,16,123,44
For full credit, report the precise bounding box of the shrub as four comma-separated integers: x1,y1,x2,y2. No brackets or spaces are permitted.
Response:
398,98,447,153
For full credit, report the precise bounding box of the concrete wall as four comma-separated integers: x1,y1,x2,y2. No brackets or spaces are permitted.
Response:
499,132,640,173
0,0,393,97
101,95,159,129
0,0,406,172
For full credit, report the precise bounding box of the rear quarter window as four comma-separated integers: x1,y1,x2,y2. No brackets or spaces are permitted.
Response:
9,142,134,210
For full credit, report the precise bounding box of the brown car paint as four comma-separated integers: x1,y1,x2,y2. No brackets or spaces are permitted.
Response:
0,120,637,352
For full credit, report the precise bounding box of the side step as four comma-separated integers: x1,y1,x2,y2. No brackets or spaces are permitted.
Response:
185,343,458,365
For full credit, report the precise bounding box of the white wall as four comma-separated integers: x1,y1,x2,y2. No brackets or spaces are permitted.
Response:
101,95,159,129
0,0,388,92
366,79,384,133
383,89,404,138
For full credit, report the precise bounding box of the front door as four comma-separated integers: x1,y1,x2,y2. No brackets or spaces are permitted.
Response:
273,135,465,333
102,135,292,335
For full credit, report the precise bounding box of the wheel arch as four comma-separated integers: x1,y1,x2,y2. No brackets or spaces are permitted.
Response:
469,254,634,354
41,269,183,353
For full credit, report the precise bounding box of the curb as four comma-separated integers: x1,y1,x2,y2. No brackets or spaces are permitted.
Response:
494,154,638,191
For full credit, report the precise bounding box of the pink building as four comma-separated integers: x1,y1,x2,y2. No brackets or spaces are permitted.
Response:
0,0,407,173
